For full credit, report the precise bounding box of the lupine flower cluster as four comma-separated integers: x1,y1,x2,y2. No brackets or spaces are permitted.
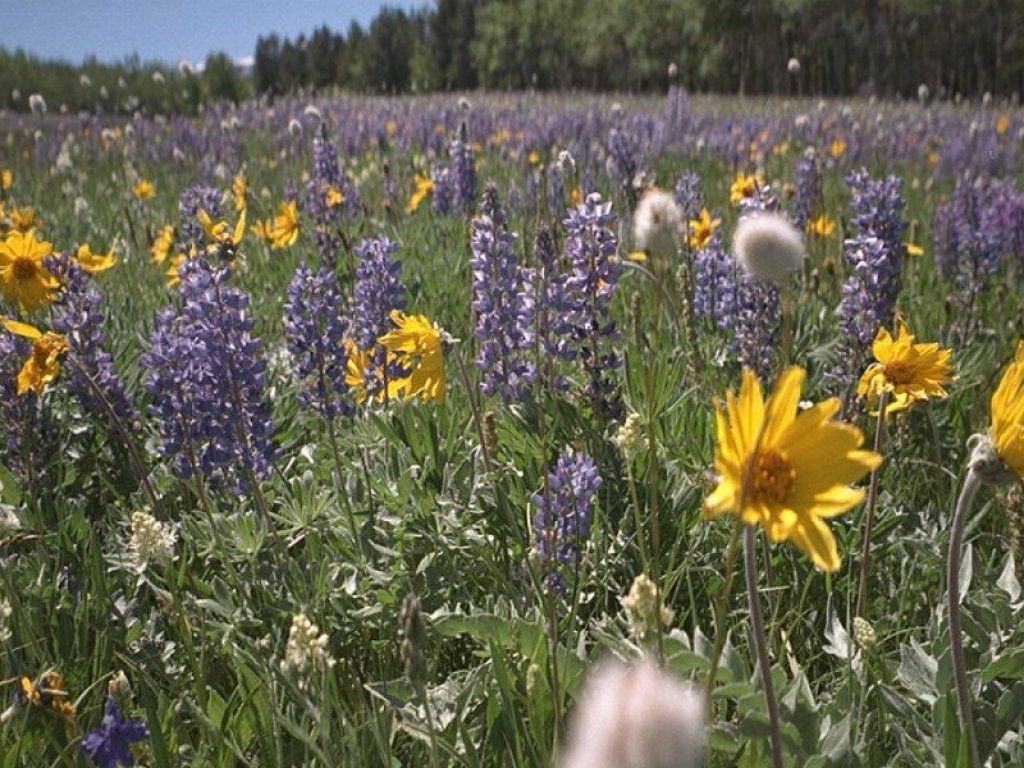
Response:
142,259,276,488
605,127,639,206
523,224,574,386
791,148,821,228
350,236,407,401
284,262,353,419
177,184,224,252
674,169,703,225
692,232,738,329
429,164,454,215
450,122,476,213
563,192,623,413
471,185,534,402
838,168,907,346
531,449,602,590
46,252,138,424
933,173,1001,291
304,126,360,265
80,696,148,768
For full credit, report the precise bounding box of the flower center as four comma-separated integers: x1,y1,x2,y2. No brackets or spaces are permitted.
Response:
882,359,915,386
12,256,37,281
750,449,795,505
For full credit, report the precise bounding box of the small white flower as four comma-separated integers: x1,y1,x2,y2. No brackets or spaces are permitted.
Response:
614,413,648,462
152,71,165,84
918,83,930,102
732,212,805,286
282,613,335,687
458,96,472,112
787,57,801,75
288,118,303,138
178,60,193,76
303,104,322,120
79,74,92,87
561,658,706,768
982,91,992,107
667,62,678,79
117,76,127,90
556,149,576,176
10,89,20,102
28,93,46,115
129,510,176,570
633,188,683,257
620,574,674,638
99,85,109,100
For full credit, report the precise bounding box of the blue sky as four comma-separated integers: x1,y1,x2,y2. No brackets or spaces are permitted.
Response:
1,1,426,65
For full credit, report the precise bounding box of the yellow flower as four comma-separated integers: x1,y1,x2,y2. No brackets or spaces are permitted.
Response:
771,141,790,156
75,243,117,273
1,169,11,190
857,322,956,413
688,208,721,250
198,208,246,250
705,366,881,572
378,310,446,404
8,205,40,233
405,173,434,214
270,201,299,249
570,185,583,206
627,250,648,262
990,342,1024,480
325,186,344,208
386,119,398,136
343,341,393,404
527,150,541,165
996,114,1010,135
232,172,247,212
0,230,58,314
829,138,847,158
252,218,276,246
165,251,188,287
905,242,924,256
18,669,75,719
132,180,155,199
2,319,68,396
729,172,761,205
806,214,836,238
150,225,175,263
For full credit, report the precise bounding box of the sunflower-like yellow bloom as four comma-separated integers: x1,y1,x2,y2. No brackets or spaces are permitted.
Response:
343,341,401,404
252,218,276,246
829,138,847,158
0,230,58,314
8,205,40,233
132,180,155,199
232,172,247,212
687,208,721,250
405,173,434,214
706,367,881,571
198,209,246,254
857,322,955,413
75,243,117,273
2,319,68,396
378,311,446,404
325,186,344,208
990,342,1024,480
150,225,175,263
729,171,762,205
806,214,836,238
270,201,299,249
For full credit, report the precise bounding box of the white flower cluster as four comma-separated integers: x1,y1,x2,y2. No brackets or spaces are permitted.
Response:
614,413,648,462
282,613,335,685
620,574,674,638
129,511,176,569
0,598,11,645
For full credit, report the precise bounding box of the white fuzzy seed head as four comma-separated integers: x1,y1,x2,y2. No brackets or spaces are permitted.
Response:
667,62,678,79
918,83,930,102
787,57,801,75
561,658,706,768
633,188,683,257
557,149,576,176
303,104,322,120
732,212,805,285
28,93,46,115
288,118,303,138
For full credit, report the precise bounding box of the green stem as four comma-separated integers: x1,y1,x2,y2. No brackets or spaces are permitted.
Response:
855,388,889,620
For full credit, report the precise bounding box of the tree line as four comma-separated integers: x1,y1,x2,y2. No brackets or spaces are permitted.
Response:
3,0,1023,115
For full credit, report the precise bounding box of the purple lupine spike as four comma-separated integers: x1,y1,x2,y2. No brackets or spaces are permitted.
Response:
351,236,406,350
531,449,602,591
674,170,703,224
80,696,149,768
304,126,361,266
430,164,454,216
46,252,138,424
563,192,622,414
177,184,224,251
284,262,353,420
471,185,534,402
450,121,476,214
142,258,276,489
692,232,738,329
791,148,821,228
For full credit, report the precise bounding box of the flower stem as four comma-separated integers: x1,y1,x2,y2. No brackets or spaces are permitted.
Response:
947,465,982,768
704,521,743,710
744,524,784,768
855,388,889,620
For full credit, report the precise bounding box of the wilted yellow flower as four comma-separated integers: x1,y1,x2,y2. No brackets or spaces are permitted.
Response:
0,230,57,314
806,214,836,238
8,205,40,233
705,367,881,571
857,322,955,413
75,243,117,273
378,310,446,404
2,319,68,396
729,171,761,205
829,138,847,158
688,208,721,250
232,172,247,212
270,201,299,249
17,669,75,720
150,224,175,263
132,179,155,199
990,342,1024,480
405,173,433,214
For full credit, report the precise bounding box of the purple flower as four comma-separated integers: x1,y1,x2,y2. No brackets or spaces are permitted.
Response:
430,164,454,216
142,259,276,488
471,185,534,402
524,225,574,385
284,262,353,419
791,149,821,228
450,121,476,213
46,253,138,424
692,232,737,328
563,193,623,414
80,697,148,768
606,127,640,207
351,237,406,350
674,170,703,224
177,184,223,251
304,125,361,266
531,449,602,590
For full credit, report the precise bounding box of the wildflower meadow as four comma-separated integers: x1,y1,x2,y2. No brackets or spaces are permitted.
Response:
1,86,1024,767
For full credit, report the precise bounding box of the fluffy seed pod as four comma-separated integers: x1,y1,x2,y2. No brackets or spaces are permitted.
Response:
633,188,683,257
732,212,805,285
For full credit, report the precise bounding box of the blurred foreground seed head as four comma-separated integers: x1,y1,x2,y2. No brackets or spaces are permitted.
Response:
732,211,805,286
633,188,683,258
561,658,706,768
